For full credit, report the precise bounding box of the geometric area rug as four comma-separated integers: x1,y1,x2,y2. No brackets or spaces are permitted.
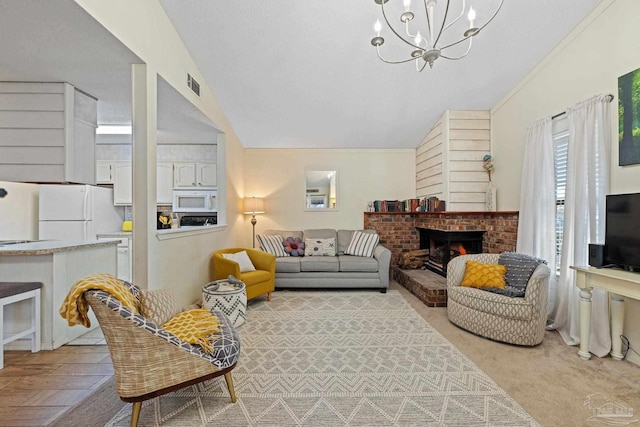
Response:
106,290,540,426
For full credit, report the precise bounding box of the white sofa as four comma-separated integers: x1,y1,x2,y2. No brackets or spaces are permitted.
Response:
262,229,391,292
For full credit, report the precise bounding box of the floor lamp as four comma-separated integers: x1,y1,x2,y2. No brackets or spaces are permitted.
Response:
243,197,265,248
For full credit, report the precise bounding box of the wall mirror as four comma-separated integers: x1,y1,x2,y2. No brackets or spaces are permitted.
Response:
305,171,337,210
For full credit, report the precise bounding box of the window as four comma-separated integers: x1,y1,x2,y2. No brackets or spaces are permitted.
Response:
553,120,569,276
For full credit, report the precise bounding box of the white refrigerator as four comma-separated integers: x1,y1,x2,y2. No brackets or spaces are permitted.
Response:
39,185,124,240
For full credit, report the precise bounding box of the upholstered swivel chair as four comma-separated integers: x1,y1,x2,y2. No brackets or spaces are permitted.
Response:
84,283,240,427
447,253,550,346
212,248,276,301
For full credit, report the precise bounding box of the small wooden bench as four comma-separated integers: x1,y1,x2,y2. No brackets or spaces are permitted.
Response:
0,282,42,369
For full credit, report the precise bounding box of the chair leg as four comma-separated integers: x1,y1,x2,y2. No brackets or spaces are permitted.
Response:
267,292,272,302
130,401,142,427
224,372,237,403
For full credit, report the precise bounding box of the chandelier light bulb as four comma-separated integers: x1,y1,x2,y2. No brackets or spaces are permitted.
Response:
414,31,422,46
403,0,411,12
468,6,476,28
374,19,382,36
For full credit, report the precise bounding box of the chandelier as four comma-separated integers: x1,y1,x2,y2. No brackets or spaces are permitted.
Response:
371,0,504,72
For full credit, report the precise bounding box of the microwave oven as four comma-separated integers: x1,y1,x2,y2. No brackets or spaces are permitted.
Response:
172,189,217,213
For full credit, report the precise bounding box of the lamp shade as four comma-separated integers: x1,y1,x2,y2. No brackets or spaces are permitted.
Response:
243,197,265,215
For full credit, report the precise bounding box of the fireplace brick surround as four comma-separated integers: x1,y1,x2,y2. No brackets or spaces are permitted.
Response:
363,211,519,306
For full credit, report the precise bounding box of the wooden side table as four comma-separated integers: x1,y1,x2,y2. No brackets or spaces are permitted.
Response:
0,282,42,369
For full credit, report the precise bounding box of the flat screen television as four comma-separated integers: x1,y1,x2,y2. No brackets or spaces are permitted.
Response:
605,192,640,271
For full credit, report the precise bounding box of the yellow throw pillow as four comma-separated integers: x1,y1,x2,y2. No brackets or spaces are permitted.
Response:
460,260,507,289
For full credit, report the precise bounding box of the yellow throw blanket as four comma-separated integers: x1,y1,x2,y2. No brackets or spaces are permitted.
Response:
163,309,220,354
59,273,139,328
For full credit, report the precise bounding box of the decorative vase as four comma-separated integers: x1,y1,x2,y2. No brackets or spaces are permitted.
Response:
485,182,497,212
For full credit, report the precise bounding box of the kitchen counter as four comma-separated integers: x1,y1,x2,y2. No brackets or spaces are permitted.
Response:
0,239,118,256
96,231,132,239
0,239,117,350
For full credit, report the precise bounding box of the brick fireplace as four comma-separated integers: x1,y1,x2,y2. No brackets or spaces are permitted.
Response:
417,227,485,276
363,211,519,306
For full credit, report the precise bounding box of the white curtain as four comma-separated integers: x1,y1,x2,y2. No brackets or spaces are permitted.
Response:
516,117,557,316
551,94,611,357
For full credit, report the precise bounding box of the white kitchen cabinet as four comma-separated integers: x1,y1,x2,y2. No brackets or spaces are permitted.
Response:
157,162,174,205
173,162,216,188
97,235,131,282
113,161,132,205
0,82,97,184
96,160,115,184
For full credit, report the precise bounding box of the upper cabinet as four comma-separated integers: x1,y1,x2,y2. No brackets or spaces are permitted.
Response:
173,162,216,188
0,82,97,184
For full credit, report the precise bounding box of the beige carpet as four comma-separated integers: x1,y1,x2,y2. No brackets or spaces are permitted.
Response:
51,282,640,426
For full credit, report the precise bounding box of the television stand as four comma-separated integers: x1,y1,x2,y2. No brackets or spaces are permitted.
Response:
571,265,640,360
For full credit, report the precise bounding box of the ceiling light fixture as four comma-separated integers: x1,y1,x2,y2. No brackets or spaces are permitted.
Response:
371,0,504,72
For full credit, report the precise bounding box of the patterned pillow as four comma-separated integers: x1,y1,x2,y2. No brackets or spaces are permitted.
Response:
256,234,288,257
497,252,546,297
304,238,336,256
345,230,380,257
139,289,181,326
222,251,256,273
460,260,506,289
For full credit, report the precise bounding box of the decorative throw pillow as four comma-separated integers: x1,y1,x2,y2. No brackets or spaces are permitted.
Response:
460,260,507,289
496,252,546,297
304,237,336,256
284,236,305,257
345,230,380,258
139,289,181,326
256,234,288,257
222,251,256,273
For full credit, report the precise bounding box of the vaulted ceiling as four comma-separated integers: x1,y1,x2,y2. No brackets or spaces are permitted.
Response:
0,1,603,149
159,0,604,149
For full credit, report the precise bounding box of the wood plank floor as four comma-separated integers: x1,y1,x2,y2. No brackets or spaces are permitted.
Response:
0,329,112,427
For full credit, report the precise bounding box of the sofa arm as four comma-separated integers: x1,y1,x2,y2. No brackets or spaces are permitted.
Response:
245,248,276,274
374,244,391,288
524,263,551,302
212,253,242,280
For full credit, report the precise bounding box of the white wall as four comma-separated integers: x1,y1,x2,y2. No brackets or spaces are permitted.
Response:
0,181,39,240
75,0,245,307
244,149,416,246
491,0,640,364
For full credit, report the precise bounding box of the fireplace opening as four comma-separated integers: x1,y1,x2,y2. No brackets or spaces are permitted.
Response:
417,227,486,277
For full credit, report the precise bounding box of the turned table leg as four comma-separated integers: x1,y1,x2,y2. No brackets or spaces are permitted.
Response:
578,287,593,360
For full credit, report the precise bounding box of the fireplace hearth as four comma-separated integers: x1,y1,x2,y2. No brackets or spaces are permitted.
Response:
417,227,486,277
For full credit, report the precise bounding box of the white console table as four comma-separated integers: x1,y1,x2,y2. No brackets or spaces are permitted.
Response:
571,266,640,360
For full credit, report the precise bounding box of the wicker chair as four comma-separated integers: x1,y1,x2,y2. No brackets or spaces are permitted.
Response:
447,253,550,346
84,283,240,427
212,248,276,301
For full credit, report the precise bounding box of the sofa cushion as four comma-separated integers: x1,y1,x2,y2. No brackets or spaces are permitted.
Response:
222,250,256,273
497,252,546,297
256,234,288,257
239,270,272,286
304,238,336,256
460,260,506,289
264,230,303,241
300,256,339,272
448,285,535,321
337,229,377,255
345,230,380,258
139,289,180,326
275,257,301,273
338,255,379,272
303,229,337,240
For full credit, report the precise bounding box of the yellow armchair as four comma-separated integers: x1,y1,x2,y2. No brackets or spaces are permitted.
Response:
212,248,276,301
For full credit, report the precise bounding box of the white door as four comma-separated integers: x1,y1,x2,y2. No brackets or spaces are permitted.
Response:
197,163,217,187
39,220,89,240
113,162,132,205
116,246,131,281
173,163,197,187
157,163,174,204
39,185,90,221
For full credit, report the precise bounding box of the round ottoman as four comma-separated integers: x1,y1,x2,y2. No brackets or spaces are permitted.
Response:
203,277,247,327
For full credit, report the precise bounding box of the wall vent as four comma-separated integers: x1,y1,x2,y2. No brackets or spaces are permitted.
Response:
187,74,200,97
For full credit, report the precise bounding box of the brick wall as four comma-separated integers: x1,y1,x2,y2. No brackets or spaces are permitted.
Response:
364,211,519,266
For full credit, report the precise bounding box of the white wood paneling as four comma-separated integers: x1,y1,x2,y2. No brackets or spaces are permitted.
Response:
415,109,491,210
0,147,64,164
0,129,64,146
0,93,64,111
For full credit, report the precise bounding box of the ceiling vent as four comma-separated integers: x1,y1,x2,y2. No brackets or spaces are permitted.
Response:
187,73,200,97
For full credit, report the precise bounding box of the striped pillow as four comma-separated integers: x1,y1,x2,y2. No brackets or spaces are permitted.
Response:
256,234,288,257
345,230,380,258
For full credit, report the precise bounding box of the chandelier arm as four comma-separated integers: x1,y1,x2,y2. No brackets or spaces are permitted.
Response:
433,0,451,48
423,0,432,44
380,0,420,49
440,37,473,60
417,60,429,72
439,0,504,51
376,46,421,65
442,0,466,31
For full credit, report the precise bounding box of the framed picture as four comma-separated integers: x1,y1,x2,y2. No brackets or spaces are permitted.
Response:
618,67,640,166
